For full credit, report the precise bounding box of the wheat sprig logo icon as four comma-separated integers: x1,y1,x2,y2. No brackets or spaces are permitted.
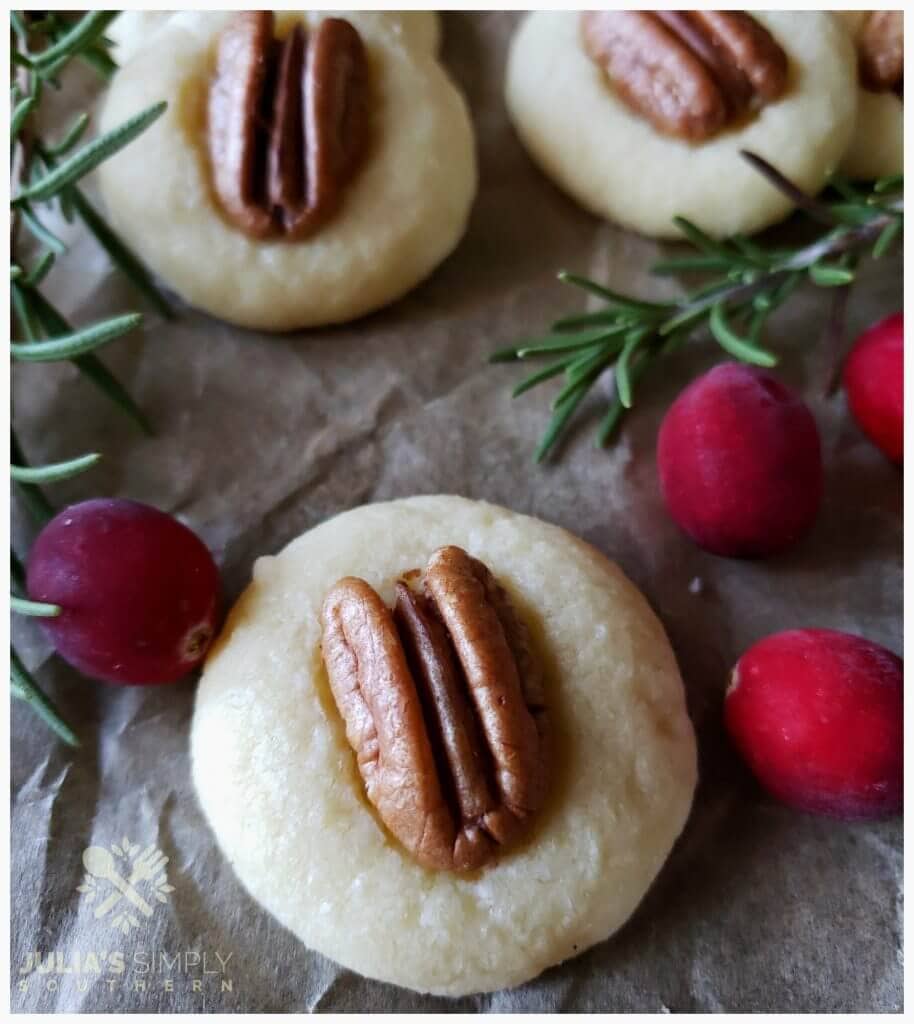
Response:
76,836,174,934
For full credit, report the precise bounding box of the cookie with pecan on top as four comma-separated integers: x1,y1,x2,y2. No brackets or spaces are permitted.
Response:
505,11,858,239
834,11,903,180
192,495,697,995
97,11,473,330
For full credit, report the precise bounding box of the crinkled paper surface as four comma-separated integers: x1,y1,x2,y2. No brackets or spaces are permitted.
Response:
10,12,902,1013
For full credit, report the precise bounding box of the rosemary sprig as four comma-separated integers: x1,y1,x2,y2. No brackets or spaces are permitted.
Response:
492,152,903,463
10,11,169,745
18,287,154,434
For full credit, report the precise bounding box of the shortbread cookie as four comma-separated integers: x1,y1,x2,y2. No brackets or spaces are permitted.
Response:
835,11,903,180
505,11,857,239
192,495,697,996
97,11,473,330
108,10,440,65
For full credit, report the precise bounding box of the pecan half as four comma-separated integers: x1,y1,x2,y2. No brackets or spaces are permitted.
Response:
320,546,549,872
580,11,788,141
858,11,903,94
207,12,370,240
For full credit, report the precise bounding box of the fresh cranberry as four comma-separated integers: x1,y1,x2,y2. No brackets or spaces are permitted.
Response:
726,628,902,820
843,311,903,464
27,498,221,685
657,363,823,557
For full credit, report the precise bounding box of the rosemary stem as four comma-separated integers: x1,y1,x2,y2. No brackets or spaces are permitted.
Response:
8,11,169,747
781,215,894,272
10,648,79,747
494,155,902,462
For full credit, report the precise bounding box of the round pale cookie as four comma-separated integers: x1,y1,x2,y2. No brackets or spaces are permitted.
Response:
832,12,903,180
108,10,440,65
841,89,903,179
192,495,697,996
505,12,858,239
96,12,474,330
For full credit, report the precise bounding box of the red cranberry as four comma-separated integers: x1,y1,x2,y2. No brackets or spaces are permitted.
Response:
657,363,823,557
726,629,902,820
27,498,221,685
843,311,903,464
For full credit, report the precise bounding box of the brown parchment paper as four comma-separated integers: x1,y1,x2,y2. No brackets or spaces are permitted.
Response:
10,12,902,1013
